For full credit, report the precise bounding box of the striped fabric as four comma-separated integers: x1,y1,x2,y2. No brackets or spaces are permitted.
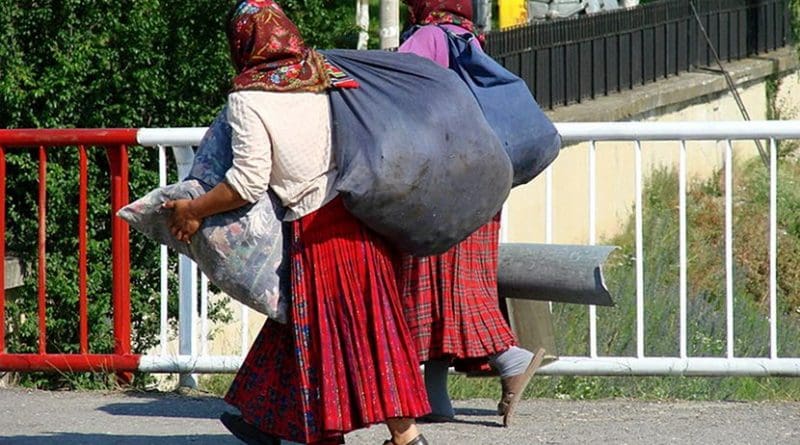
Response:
225,198,430,444
399,213,517,363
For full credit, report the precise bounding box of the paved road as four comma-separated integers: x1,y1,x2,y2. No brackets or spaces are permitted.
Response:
1,387,799,444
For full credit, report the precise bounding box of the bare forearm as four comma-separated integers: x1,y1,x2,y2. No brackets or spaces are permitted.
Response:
164,181,252,242
189,181,249,218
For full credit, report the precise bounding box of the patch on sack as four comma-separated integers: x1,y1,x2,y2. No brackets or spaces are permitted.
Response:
324,60,360,89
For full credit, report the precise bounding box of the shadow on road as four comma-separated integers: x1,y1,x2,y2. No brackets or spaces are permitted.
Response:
96,391,229,419
0,433,237,444
416,407,504,427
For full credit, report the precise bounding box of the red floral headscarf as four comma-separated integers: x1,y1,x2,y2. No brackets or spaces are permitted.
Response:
227,0,330,92
404,0,477,34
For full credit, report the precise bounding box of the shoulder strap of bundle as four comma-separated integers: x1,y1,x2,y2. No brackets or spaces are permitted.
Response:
400,24,422,43
435,24,476,45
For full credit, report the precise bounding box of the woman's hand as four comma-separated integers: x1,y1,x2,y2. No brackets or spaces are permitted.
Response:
161,181,249,243
163,199,202,243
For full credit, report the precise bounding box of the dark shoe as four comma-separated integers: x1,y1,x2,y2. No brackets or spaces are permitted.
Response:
383,434,430,445
220,412,280,445
497,347,546,427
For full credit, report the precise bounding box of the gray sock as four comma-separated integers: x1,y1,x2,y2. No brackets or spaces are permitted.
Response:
489,346,534,378
423,359,455,418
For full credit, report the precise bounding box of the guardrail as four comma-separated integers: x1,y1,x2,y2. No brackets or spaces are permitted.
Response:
2,121,800,381
0,129,135,380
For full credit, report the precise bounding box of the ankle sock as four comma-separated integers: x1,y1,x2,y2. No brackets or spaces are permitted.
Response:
489,346,534,378
423,358,455,418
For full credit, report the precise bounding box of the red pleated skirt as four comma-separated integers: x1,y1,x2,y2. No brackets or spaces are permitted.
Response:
225,198,430,444
398,213,517,363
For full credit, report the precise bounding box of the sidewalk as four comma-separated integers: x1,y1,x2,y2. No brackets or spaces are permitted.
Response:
1,387,798,444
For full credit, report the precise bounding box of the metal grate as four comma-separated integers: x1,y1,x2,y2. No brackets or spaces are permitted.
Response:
484,0,793,109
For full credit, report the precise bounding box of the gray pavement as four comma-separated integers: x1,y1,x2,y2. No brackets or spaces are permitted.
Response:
1,387,799,444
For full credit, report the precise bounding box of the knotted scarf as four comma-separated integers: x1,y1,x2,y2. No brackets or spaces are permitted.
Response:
228,0,330,92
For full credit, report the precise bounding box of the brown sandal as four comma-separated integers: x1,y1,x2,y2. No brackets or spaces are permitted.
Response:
497,347,546,427
382,434,430,445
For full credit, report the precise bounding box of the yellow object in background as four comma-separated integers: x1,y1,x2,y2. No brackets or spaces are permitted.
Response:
499,0,528,28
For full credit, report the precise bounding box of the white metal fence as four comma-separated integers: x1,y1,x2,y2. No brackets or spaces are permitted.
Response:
135,121,800,378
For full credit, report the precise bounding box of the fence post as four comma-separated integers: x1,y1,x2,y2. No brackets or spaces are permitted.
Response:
379,0,399,49
356,0,370,49
172,146,199,388
107,145,133,384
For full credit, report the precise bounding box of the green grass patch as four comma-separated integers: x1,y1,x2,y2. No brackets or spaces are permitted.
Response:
534,157,800,401
445,374,800,401
199,374,235,397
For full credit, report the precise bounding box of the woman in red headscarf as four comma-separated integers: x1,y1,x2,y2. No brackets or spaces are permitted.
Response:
165,1,430,444
397,0,545,428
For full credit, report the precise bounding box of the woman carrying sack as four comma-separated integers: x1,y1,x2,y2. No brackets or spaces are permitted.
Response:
397,0,547,428
165,1,430,444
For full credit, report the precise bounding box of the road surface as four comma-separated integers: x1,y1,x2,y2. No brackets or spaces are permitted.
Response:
1,388,798,444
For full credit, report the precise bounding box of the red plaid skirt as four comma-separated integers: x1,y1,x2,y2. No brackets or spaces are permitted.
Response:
225,198,430,444
398,213,517,363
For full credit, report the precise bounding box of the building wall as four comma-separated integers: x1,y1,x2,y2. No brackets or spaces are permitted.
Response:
505,81,774,245
503,51,799,356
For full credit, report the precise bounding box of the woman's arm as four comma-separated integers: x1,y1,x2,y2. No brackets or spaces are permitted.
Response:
165,92,272,242
163,182,248,243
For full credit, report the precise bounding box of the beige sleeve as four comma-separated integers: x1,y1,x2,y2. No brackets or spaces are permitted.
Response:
224,92,272,203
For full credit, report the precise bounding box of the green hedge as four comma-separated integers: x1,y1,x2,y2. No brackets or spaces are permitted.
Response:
0,0,357,389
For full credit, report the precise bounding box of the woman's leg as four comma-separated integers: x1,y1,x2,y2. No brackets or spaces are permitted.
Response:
491,346,547,426
385,417,422,445
488,345,535,377
422,358,455,419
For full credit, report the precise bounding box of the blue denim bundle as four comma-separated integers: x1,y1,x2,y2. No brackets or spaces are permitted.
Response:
322,49,512,256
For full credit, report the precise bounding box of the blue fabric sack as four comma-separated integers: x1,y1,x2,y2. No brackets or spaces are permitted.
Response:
439,27,562,187
320,49,513,256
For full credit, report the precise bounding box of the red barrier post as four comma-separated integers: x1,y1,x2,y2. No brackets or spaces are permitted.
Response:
79,145,89,354
0,146,5,353
0,129,140,376
37,146,47,354
107,145,133,384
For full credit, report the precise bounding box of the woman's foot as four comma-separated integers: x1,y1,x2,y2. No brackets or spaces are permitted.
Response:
383,434,430,445
219,412,280,445
497,347,546,427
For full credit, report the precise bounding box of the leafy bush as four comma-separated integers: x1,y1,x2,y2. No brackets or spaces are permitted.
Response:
0,0,357,389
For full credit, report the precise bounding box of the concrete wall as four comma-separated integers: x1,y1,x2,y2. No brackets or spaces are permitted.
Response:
506,84,769,245
507,47,799,245
504,47,799,355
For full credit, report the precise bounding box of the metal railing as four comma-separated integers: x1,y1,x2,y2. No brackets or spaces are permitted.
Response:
137,121,800,377
484,0,792,109
539,122,800,375
2,121,800,378
0,129,136,378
